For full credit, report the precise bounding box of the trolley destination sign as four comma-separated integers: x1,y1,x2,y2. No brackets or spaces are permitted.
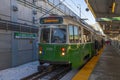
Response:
40,16,63,24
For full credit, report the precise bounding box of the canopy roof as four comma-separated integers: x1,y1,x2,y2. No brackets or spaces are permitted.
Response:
85,0,120,38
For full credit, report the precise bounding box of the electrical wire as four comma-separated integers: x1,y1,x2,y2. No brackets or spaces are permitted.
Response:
65,0,94,24
64,0,79,14
40,0,65,17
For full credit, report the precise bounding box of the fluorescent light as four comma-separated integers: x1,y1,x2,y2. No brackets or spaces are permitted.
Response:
112,2,116,13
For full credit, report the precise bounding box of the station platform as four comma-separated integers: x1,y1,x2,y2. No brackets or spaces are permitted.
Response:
72,45,120,80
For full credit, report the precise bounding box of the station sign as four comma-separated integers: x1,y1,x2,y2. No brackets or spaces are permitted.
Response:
40,16,63,24
14,32,37,39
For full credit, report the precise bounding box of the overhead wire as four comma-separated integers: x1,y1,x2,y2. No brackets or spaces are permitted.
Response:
65,0,94,24
40,0,65,17
63,0,78,13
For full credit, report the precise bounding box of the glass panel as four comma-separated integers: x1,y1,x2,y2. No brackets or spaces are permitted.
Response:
40,28,50,43
51,28,66,43
83,29,91,42
79,27,82,43
74,26,79,43
69,26,74,43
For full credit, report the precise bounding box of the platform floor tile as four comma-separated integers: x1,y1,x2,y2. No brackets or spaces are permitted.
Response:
89,45,120,80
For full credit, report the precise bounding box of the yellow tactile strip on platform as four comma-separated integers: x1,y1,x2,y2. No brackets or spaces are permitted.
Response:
72,48,104,80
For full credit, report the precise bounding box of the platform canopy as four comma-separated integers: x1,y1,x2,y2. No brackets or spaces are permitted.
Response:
85,0,120,38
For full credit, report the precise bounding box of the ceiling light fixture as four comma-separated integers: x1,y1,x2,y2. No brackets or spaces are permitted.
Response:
112,2,116,13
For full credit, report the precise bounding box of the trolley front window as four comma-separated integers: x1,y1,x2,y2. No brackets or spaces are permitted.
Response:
40,28,50,43
51,28,66,43
40,26,67,43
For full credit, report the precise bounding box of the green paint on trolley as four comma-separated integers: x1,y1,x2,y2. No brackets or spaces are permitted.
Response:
39,43,94,69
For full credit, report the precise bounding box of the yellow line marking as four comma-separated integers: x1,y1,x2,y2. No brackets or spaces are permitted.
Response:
72,47,104,80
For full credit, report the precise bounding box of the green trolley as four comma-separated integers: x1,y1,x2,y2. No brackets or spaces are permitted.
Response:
38,16,95,69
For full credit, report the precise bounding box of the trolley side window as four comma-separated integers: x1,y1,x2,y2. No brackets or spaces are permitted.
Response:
40,28,50,43
74,26,79,43
69,25,79,43
79,27,82,43
69,26,74,43
83,28,91,42
51,28,66,43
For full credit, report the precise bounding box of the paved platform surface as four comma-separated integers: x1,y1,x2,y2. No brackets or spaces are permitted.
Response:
89,45,120,80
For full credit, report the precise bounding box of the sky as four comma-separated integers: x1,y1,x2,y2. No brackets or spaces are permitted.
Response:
63,0,96,24
62,0,104,35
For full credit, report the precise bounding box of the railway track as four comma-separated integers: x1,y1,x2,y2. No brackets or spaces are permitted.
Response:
21,64,71,80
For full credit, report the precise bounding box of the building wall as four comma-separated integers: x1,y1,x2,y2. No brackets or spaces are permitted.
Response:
17,3,33,25
0,0,38,70
12,38,38,67
0,0,11,20
0,30,12,70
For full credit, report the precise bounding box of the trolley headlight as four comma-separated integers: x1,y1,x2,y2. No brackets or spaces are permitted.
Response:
61,47,66,56
62,52,65,56
39,46,42,54
39,51,42,54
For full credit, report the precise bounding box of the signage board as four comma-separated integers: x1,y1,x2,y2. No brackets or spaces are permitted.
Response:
40,16,63,24
14,32,37,39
